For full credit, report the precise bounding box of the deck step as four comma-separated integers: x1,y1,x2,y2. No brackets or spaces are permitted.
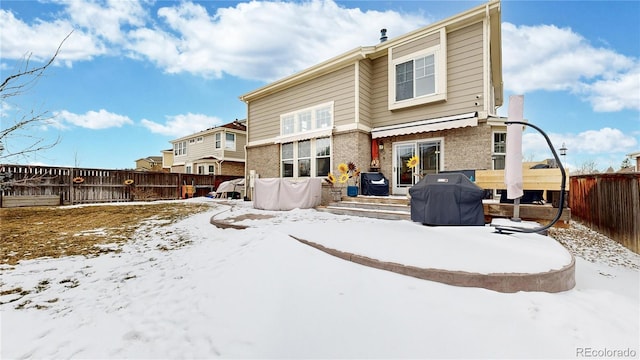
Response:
317,195,411,221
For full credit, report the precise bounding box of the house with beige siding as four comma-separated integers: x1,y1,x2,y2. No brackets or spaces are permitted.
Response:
135,156,164,172
168,120,246,176
240,0,506,197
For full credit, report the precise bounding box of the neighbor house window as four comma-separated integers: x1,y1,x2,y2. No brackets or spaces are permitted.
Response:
196,136,203,143
185,165,192,174
198,165,204,174
281,137,331,178
225,133,235,150
280,102,333,136
215,133,221,149
174,141,187,156
493,132,506,170
388,29,446,110
208,165,215,174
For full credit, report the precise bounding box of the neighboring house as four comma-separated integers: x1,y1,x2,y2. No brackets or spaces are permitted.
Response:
240,0,505,197
626,151,640,171
161,149,174,172
135,156,164,172
168,119,247,176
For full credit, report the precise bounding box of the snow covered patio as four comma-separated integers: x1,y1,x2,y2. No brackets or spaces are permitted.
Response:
1,198,638,359
213,206,576,293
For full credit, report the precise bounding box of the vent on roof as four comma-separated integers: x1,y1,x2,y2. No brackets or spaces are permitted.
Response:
380,28,388,43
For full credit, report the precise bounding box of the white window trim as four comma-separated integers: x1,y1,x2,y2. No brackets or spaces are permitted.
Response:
215,133,221,149
492,131,506,170
174,141,187,157
279,102,334,140
225,132,236,151
388,28,447,110
281,137,331,178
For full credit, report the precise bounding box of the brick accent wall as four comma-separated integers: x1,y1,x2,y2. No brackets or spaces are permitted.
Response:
331,130,371,175
246,144,281,179
221,161,245,176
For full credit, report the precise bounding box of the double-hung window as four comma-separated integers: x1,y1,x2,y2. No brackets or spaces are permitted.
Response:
225,133,236,150
492,132,506,170
281,137,331,178
388,29,446,110
174,141,187,156
215,133,221,149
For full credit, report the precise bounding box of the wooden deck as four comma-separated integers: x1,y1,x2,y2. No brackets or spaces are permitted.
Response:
483,200,570,228
317,195,570,228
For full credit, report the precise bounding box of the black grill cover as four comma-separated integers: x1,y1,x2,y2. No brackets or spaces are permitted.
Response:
409,173,485,226
360,172,389,196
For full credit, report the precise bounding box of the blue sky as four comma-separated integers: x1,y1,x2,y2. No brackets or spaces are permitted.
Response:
1,0,638,172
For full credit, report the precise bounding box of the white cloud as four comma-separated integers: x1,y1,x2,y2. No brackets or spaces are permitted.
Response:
5,1,638,114
126,0,427,81
522,127,638,166
59,0,147,43
502,22,640,112
2,0,426,81
141,113,223,137
55,109,133,129
0,9,106,63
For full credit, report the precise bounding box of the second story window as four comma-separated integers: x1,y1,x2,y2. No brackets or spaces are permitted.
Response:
388,28,446,110
395,54,435,101
215,133,221,149
280,102,333,136
225,133,236,150
174,141,187,156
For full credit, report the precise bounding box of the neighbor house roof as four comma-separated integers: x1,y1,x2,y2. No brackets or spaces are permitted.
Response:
170,119,246,143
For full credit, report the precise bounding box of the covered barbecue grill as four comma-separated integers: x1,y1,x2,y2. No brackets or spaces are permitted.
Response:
409,173,485,226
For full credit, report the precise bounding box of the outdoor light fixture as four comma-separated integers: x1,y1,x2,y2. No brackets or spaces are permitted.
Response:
559,142,567,157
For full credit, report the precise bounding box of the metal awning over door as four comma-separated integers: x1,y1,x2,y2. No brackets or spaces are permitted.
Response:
371,112,477,139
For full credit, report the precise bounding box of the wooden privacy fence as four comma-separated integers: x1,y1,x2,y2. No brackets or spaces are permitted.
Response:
0,164,242,207
570,173,639,253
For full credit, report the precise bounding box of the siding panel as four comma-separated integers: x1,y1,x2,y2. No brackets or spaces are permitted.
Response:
358,59,373,128
248,65,356,143
371,22,484,128
392,32,440,59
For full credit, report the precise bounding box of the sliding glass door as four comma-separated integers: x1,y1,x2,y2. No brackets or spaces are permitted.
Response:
392,140,441,194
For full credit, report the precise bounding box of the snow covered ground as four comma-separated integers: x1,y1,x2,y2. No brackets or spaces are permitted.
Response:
1,198,639,359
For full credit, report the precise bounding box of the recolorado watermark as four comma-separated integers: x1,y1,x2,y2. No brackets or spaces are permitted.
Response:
576,347,637,358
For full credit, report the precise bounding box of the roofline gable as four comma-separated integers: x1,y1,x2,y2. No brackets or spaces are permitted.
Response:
240,0,501,103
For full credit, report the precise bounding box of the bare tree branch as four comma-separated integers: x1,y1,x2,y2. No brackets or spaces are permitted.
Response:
0,31,73,96
1,31,72,163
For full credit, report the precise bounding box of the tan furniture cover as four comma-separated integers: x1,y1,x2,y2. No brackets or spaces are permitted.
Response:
253,178,322,210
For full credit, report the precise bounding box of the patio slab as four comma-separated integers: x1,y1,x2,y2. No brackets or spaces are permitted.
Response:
287,221,575,293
